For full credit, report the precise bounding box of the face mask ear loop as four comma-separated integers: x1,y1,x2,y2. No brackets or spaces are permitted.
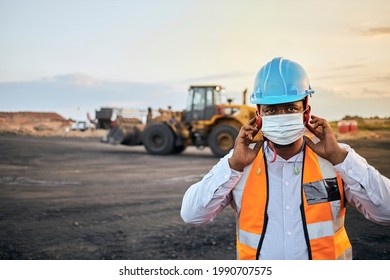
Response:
267,141,277,163
303,106,310,125
293,142,306,175
258,139,276,175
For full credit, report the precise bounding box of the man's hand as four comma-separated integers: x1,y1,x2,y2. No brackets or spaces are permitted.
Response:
304,115,348,165
228,118,264,172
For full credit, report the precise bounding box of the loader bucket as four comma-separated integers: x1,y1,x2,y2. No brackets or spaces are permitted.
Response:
104,123,145,145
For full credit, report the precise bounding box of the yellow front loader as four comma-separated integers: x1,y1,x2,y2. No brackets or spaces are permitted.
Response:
104,85,259,158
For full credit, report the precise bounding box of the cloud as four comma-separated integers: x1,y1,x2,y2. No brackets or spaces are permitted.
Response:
183,71,252,83
41,74,97,87
314,72,390,86
0,74,187,120
356,26,390,37
327,64,367,71
1,73,389,122
311,64,367,82
313,72,361,82
362,87,387,96
310,87,390,120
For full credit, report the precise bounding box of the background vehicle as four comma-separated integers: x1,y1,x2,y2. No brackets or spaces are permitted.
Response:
103,85,259,157
71,121,94,131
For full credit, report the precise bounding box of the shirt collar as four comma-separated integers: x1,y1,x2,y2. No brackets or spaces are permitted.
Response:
263,141,305,163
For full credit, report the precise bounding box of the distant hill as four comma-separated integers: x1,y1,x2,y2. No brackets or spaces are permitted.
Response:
0,111,105,137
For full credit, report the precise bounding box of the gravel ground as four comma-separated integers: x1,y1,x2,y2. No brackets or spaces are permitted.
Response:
0,135,389,260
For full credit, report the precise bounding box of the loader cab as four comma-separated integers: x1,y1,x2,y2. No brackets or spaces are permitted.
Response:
185,85,224,123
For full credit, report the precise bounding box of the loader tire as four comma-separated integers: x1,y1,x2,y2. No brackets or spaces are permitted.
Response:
172,145,187,154
143,123,175,155
208,124,239,158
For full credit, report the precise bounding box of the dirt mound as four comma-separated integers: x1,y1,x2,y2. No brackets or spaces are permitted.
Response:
0,136,389,260
0,112,106,138
1,111,388,140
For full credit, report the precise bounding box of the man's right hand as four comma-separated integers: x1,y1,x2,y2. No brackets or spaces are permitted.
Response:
228,118,264,172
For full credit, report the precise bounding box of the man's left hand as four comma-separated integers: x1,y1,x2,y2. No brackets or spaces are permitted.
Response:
304,115,348,165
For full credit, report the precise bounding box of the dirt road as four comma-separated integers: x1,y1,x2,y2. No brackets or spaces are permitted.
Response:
0,135,389,260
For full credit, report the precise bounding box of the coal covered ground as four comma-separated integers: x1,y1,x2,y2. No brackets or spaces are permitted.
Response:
0,135,389,260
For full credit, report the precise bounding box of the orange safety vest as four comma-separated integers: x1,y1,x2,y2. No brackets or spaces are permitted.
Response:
232,145,352,260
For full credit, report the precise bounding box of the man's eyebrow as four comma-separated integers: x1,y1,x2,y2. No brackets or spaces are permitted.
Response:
282,103,301,107
263,103,294,108
262,105,276,109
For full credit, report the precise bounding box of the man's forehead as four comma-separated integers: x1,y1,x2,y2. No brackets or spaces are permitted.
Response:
260,101,303,108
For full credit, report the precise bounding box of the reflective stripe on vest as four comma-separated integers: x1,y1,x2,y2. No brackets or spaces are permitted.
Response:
233,145,352,260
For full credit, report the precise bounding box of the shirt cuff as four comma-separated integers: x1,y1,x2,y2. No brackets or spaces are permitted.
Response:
333,144,367,186
218,152,243,181
200,153,243,206
207,151,243,191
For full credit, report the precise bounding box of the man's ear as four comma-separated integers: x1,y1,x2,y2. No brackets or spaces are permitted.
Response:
304,105,311,125
256,111,262,127
256,105,262,128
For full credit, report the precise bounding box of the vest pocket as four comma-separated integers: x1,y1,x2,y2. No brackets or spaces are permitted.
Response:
303,177,341,205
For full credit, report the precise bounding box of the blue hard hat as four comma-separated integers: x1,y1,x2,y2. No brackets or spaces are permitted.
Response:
250,57,315,105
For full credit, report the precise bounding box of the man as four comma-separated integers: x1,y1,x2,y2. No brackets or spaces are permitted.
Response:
180,57,390,260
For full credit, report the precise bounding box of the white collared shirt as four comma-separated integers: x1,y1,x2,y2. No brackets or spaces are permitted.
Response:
180,143,390,259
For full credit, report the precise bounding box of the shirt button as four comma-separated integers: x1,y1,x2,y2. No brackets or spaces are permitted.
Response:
287,231,292,236
285,181,289,186
285,205,290,210
224,174,228,179
348,170,353,175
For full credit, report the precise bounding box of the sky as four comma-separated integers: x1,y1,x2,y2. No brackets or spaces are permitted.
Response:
0,0,389,121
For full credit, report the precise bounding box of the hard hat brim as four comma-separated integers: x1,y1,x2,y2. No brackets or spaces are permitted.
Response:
250,92,310,105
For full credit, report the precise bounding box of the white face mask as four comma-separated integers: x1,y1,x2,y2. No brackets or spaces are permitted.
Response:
261,112,305,145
